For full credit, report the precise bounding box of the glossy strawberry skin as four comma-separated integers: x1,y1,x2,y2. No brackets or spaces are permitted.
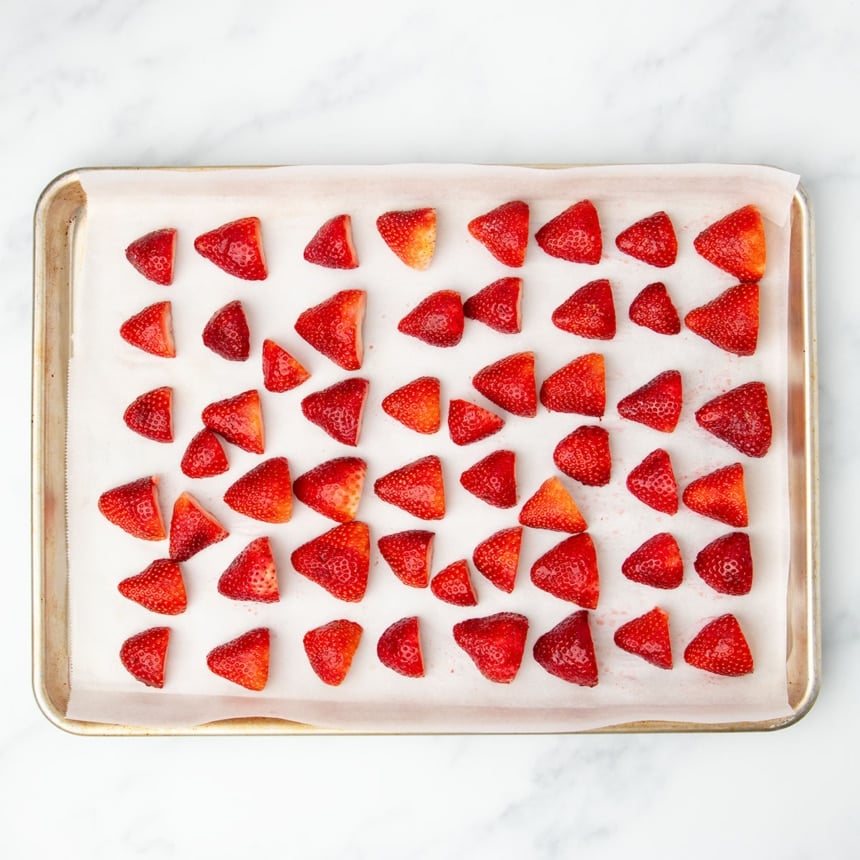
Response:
303,214,358,269
472,527,522,594
626,449,678,515
217,537,280,603
125,228,176,285
382,377,441,434
468,201,529,267
181,429,229,479
693,532,753,595
535,200,602,264
223,457,293,523
553,425,611,487
377,616,425,677
685,283,759,356
120,627,170,688
628,282,681,335
194,217,267,280
463,277,523,333
533,610,598,686
202,389,265,454
290,521,370,602
693,205,766,282
202,300,250,361
519,476,587,534
303,620,363,686
376,208,437,270
293,456,366,523
374,455,446,520
695,381,772,458
398,290,464,348
262,339,311,393
614,607,673,670
615,211,678,268
119,301,176,358
530,533,600,609
540,354,605,417
118,559,187,615
168,492,229,562
207,627,270,691
294,289,366,371
460,450,517,509
430,559,478,606
617,370,682,433
472,352,537,418
621,533,684,589
453,612,529,684
378,530,435,588
98,476,166,541
447,399,505,446
123,387,174,443
301,378,369,447
682,463,748,527
551,279,616,340
684,614,754,676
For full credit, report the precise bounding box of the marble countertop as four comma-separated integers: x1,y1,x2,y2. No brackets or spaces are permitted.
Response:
5,0,858,856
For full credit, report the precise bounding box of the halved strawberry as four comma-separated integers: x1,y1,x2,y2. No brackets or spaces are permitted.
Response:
382,377,441,434
202,300,250,361
615,211,677,268
98,476,166,541
119,301,175,358
685,283,759,356
447,398,505,446
626,449,678,515
553,425,611,486
431,559,478,606
218,536,279,603
377,530,434,588
180,428,229,478
290,521,370,602
293,456,366,523
300,378,369,447
693,205,766,282
262,339,311,393
207,627,270,691
551,279,616,340
303,214,358,269
617,369,682,433
223,457,293,523
535,200,602,264
123,387,173,443
453,612,529,683
374,455,445,520
120,627,170,688
168,492,229,561
622,533,683,589
398,290,464,348
628,282,681,335
614,607,672,669
472,351,536,417
694,532,753,595
294,289,366,371
540,353,605,416
684,614,753,676
118,559,186,615
530,533,599,608
682,463,748,527
519,476,587,533
377,616,425,677
194,216,267,280
472,526,522,593
125,228,176,285
468,201,529,267
533,610,598,686
695,381,772,458
463,277,523,333
202,389,264,454
460,450,517,509
303,619,363,686
376,208,436,270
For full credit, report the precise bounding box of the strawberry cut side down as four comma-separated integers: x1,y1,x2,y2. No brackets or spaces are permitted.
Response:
694,532,753,596
615,211,678,268
622,533,684,589
430,559,478,607
304,620,363,686
293,456,367,523
218,537,280,603
125,228,176,285
617,370,682,433
262,339,311,393
468,201,529,267
382,377,441,434
540,353,605,416
194,217,267,280
398,290,464,348
376,208,436,270
453,612,529,684
448,398,505,446
123,387,174,443
301,378,369,447
519,476,587,533
693,205,766,282
533,610,598,687
472,527,523,594
551,279,616,340
626,449,678,515
207,627,270,691
120,301,175,358
294,289,366,371
553,425,611,487
120,627,170,688
377,616,425,677
628,282,681,335
463,277,523,333
614,607,673,670
168,492,229,561
98,476,166,541
685,283,759,356
223,457,293,523
291,521,370,602
118,559,187,615
684,614,754,676
378,530,434,588
682,463,748,527
202,390,264,454
530,533,600,609
374,455,445,520
535,200,602,264
472,351,537,417
695,381,772,458
202,300,250,361
460,450,517,509
181,429,229,479
303,214,358,269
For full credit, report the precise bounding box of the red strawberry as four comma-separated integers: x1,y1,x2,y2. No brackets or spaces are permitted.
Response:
694,532,753,595
533,610,598,686
695,381,772,458
378,530,434,588
626,449,678,515
615,211,678,268
453,612,529,683
293,456,366,523
684,614,753,676
374,455,445,520
447,398,504,446
377,616,425,677
207,627,270,690
194,216,267,280
460,450,517,509
202,300,250,361
472,526,522,593
301,378,369,447
398,290,464,348
519,476,587,533
551,279,616,340
123,387,173,443
125,228,176,285
376,208,436,270
622,533,683,589
431,559,478,606
463,277,523,333
168,492,229,561
181,428,229,478
262,339,311,393
202,389,264,454
682,463,748,527
628,282,681,335
530,533,599,608
118,560,186,615
614,607,673,670
290,521,370,602
685,283,759,356
303,619,363,686
553,425,611,487
535,200,602,264
120,627,170,688
119,301,175,358
617,369,682,433
294,289,366,370
218,537,280,603
693,205,766,282
303,214,358,269
98,476,166,541
223,457,293,523
472,351,537,417
540,353,605,416
382,376,441,434
468,201,529,267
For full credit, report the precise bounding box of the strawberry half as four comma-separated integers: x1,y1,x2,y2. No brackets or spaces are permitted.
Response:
693,205,766,282
622,533,683,589
519,476,587,533
194,216,267,280
293,456,366,523
125,228,176,285
431,559,478,607
303,619,363,686
262,339,311,393
685,283,759,356
119,301,175,358
291,521,370,602
382,376,441,434
472,351,537,417
682,463,748,527
614,607,673,670
530,533,599,608
533,610,598,687
118,560,186,615
472,526,522,594
468,200,529,267
615,211,677,268
463,277,523,333
694,532,753,595
540,353,605,416
98,476,166,541
626,449,678,515
684,614,753,676
460,450,517,509
453,612,529,684
551,279,616,340
218,536,280,603
202,300,250,361
377,616,425,677
628,282,681,335
553,425,611,486
301,377,369,447
123,387,173,443
374,455,445,520
120,627,170,688
695,381,772,458
447,398,504,446
398,290,464,348
376,208,436,270
202,389,264,454
294,289,366,371
207,627,270,691
181,428,229,479
224,457,293,523
378,530,434,588
535,200,602,264
617,369,682,433
303,214,358,269
168,492,229,561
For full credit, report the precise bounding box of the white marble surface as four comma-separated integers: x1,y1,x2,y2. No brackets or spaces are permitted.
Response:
4,0,858,856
